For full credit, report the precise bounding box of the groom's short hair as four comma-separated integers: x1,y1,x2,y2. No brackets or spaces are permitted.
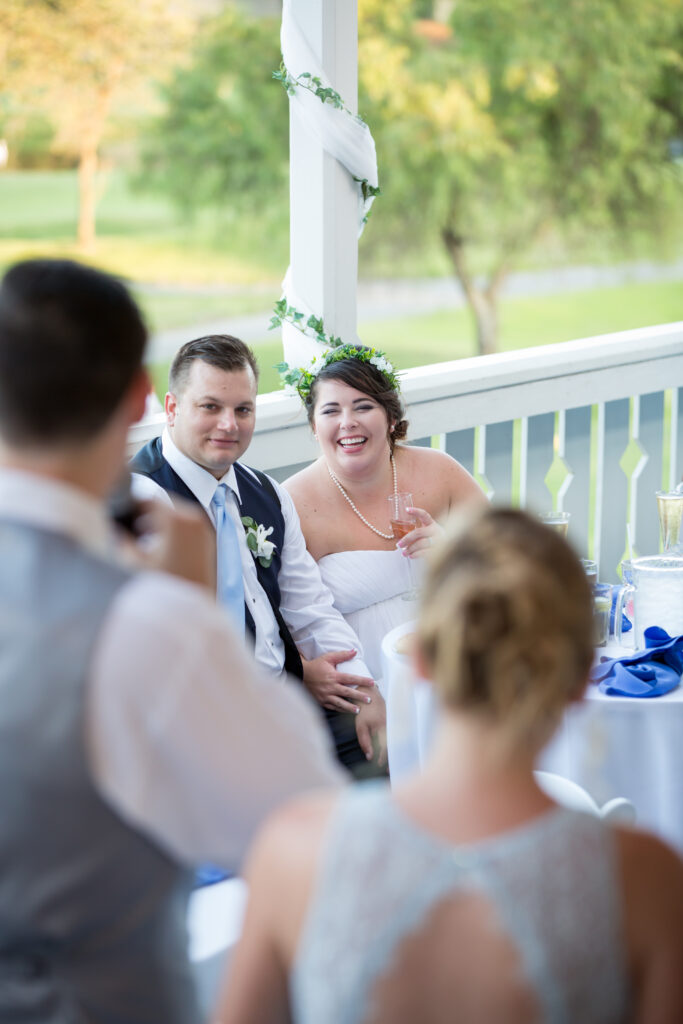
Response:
0,259,147,444
169,335,260,395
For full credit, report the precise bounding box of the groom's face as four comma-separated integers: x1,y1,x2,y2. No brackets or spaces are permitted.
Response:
165,359,257,479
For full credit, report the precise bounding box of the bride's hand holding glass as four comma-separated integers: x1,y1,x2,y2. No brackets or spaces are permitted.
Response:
395,506,443,559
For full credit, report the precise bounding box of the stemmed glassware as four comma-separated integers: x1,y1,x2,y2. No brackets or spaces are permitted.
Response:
656,490,683,551
388,491,419,602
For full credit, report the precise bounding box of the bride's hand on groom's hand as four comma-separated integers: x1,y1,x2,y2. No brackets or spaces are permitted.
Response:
397,506,443,559
300,651,375,714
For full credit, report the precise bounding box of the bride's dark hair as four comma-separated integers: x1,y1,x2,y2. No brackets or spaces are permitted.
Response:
306,355,409,451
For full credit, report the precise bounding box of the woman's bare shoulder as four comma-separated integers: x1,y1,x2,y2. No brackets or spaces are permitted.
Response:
397,444,486,506
247,790,341,884
615,826,683,949
616,825,683,898
615,827,683,1018
283,460,327,511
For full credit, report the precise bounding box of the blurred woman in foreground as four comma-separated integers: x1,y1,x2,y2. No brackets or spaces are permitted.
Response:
217,507,683,1024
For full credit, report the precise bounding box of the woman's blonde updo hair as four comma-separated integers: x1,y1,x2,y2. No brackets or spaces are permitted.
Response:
418,506,594,752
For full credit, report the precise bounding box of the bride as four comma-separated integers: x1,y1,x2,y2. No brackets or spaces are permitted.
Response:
283,344,484,693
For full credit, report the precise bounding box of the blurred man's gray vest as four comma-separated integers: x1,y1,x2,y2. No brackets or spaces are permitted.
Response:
0,519,196,1024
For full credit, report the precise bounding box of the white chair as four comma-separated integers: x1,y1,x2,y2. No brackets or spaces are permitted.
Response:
534,770,636,825
187,877,248,1016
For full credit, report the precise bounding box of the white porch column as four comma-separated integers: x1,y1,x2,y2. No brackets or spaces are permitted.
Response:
284,0,360,366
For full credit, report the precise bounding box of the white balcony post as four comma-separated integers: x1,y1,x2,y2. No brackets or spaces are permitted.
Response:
285,0,360,366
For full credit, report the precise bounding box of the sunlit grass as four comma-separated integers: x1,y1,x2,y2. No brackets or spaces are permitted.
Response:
147,278,683,396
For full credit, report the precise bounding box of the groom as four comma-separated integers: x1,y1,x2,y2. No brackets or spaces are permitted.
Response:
131,334,386,771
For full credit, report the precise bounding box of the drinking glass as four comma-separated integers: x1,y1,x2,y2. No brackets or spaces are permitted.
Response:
593,583,611,647
656,490,683,551
538,511,570,538
388,492,419,601
581,559,597,588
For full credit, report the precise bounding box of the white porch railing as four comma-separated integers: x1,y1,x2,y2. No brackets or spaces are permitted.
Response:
129,321,683,580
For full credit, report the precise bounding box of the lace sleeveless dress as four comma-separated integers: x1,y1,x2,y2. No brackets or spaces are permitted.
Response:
317,550,420,693
291,783,628,1024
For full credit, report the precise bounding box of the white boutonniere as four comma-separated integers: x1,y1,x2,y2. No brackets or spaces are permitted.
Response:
241,516,276,568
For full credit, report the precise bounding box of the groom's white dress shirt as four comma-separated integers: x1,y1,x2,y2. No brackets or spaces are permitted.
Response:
133,429,372,680
0,468,344,870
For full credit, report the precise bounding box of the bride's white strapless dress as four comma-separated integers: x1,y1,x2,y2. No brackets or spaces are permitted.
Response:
317,549,420,696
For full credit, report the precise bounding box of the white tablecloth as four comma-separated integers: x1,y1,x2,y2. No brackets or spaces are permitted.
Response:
381,625,683,856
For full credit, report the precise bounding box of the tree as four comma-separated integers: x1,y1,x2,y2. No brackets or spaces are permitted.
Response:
359,0,683,354
0,0,192,251
137,0,682,355
139,5,288,219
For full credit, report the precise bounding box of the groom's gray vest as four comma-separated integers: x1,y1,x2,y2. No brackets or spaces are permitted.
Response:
0,519,195,1024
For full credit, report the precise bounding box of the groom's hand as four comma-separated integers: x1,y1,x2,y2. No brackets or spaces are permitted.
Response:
300,651,375,713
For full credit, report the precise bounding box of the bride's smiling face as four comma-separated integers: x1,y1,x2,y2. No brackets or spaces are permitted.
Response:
313,379,392,475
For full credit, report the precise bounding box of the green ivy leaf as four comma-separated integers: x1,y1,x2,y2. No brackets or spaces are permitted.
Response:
246,532,258,552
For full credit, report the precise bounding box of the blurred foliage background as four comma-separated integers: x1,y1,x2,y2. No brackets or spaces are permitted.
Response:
0,0,681,386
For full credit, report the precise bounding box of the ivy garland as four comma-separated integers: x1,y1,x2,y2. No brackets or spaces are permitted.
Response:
273,62,381,221
273,340,400,402
272,59,382,388
269,298,342,350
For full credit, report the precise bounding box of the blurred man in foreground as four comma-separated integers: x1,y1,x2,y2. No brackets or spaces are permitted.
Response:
0,259,343,1024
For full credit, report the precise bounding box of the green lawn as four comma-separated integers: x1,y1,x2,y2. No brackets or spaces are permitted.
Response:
2,168,681,398
0,169,289,283
147,278,683,397
133,288,273,331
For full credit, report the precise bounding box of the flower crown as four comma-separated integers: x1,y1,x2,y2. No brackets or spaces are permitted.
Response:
276,344,400,403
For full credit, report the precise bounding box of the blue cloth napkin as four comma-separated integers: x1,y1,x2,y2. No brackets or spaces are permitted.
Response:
194,864,232,889
590,627,683,697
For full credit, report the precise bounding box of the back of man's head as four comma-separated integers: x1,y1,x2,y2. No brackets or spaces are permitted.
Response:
169,334,259,396
0,259,147,446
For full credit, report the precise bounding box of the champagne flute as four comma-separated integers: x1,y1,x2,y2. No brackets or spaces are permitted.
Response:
656,490,683,551
388,491,419,601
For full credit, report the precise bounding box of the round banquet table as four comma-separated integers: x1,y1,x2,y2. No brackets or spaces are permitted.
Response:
381,623,683,857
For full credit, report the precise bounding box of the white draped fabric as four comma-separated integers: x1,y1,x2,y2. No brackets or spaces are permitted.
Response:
281,0,378,228
382,625,683,856
317,549,418,694
280,0,379,368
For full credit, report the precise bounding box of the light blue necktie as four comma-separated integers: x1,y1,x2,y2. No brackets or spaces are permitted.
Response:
212,483,245,633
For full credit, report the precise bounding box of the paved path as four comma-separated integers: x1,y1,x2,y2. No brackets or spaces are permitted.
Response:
147,260,683,363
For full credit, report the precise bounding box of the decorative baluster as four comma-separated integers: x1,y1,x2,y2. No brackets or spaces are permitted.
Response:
591,403,605,573
599,399,632,578
473,425,494,499
481,421,514,503
620,396,649,563
563,406,591,559
544,409,574,511
636,392,665,555
514,417,528,509
661,389,673,491
671,387,679,491
525,411,556,512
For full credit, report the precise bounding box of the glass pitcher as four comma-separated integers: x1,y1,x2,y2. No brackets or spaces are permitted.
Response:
615,555,683,649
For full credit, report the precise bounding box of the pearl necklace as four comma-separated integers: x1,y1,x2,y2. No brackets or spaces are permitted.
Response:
327,452,398,539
